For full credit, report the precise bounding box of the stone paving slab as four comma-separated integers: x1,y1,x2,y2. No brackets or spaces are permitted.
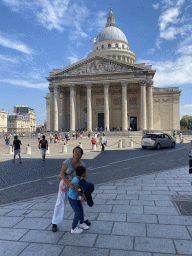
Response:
0,227,28,240
134,237,176,254
60,246,109,256
95,234,133,250
112,222,146,237
0,216,24,228
0,240,29,256
147,224,191,239
110,251,152,256
20,230,64,244
19,243,64,256
58,232,97,247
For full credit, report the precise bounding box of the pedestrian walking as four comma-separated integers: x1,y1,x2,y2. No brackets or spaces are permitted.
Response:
52,146,91,232
12,135,22,163
179,131,183,143
5,135,9,146
50,133,53,143
39,135,48,162
37,133,41,142
68,166,89,234
173,130,177,141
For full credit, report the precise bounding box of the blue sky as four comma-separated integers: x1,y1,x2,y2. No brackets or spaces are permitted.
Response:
0,0,192,124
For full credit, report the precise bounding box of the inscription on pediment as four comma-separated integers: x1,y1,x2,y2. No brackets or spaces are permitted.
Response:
58,60,133,76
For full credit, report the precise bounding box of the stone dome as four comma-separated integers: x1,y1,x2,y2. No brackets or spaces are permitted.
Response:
96,26,128,44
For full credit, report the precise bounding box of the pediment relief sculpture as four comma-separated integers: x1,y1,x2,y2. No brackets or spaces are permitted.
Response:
56,60,135,76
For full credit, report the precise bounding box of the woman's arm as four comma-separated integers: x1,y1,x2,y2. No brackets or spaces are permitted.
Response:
60,163,74,189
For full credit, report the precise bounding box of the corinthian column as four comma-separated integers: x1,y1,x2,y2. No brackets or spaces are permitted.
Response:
49,87,54,131
61,89,66,131
70,85,75,131
140,81,147,130
53,86,59,131
147,82,153,130
86,83,92,131
121,81,128,131
103,82,110,131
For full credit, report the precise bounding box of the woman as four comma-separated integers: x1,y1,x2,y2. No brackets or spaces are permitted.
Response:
52,146,90,232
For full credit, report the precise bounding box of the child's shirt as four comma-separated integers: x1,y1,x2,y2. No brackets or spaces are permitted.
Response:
67,176,80,200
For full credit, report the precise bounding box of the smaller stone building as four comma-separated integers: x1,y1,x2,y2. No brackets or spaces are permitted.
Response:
7,105,36,133
0,110,8,133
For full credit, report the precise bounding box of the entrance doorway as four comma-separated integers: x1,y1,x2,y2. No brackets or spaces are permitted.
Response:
130,117,137,131
98,113,104,129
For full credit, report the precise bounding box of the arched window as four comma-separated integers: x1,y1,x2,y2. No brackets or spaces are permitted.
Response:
115,43,118,48
122,45,124,49
101,45,104,49
108,44,111,48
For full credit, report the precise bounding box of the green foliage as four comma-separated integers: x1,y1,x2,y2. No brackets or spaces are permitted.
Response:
180,115,192,130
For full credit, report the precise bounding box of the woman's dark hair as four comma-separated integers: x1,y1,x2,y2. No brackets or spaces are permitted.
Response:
76,166,86,176
73,146,83,158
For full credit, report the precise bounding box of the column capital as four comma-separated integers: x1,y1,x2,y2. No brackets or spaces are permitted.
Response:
103,81,110,88
69,84,76,89
121,80,128,87
147,81,154,87
85,83,92,89
49,86,54,93
140,80,147,86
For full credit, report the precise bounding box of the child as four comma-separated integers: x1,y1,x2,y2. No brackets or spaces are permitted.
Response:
68,166,89,234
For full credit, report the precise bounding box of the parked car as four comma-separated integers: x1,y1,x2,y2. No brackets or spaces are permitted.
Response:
141,133,176,150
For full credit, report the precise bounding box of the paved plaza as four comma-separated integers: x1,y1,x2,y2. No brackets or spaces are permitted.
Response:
0,134,192,255
1,165,192,255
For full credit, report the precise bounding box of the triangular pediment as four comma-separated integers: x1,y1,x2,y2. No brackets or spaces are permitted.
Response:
49,55,154,78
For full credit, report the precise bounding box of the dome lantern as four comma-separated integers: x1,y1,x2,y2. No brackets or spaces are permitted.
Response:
106,7,116,27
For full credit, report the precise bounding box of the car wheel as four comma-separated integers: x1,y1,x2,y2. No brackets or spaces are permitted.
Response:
156,143,161,150
171,142,175,148
142,146,146,149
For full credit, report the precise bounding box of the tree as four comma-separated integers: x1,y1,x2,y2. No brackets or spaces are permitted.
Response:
180,115,192,130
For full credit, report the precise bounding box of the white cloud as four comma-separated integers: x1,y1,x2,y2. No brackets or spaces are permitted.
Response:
159,7,180,31
0,54,18,63
152,3,160,10
2,0,90,36
67,55,79,64
88,11,107,32
0,79,48,89
139,55,192,87
0,34,34,54
180,104,192,118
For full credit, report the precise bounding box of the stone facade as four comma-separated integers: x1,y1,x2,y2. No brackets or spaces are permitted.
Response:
7,105,36,133
0,110,8,133
45,9,181,132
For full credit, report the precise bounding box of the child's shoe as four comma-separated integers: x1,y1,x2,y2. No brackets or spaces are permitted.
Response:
83,219,91,226
79,223,89,230
71,227,83,234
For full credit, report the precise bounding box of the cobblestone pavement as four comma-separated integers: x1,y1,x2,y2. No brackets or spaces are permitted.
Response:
1,166,192,255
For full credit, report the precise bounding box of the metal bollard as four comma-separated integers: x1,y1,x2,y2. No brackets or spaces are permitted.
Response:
182,138,185,143
92,144,96,150
79,142,82,149
62,144,67,153
129,140,133,147
122,139,127,148
118,140,122,148
26,145,31,154
8,146,14,155
46,147,50,155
